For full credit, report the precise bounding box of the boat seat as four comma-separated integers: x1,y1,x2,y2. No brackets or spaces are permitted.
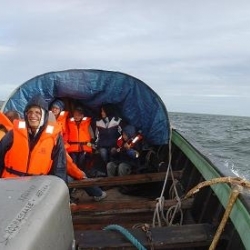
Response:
75,223,215,249
71,197,194,231
71,198,193,214
68,171,183,188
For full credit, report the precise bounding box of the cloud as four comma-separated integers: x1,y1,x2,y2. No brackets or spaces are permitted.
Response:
1,0,250,116
0,45,14,54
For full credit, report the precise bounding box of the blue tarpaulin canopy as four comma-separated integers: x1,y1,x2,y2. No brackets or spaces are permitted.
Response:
2,69,170,145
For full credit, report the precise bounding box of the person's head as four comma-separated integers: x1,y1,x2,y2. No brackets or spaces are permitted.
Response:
73,106,84,122
4,110,20,123
100,104,114,119
122,125,136,141
24,95,48,133
0,125,8,134
50,99,65,118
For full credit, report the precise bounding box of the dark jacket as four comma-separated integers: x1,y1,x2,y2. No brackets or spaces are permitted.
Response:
96,116,122,148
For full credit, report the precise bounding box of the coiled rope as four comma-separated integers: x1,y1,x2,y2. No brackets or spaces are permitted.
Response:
153,126,183,227
103,224,147,250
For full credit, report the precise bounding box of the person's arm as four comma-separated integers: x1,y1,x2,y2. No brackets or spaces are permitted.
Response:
50,134,67,183
0,131,14,175
66,153,86,180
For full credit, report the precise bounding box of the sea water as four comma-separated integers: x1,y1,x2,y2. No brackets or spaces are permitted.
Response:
169,112,250,180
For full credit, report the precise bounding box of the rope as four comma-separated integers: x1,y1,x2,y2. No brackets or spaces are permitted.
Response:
153,126,183,227
183,177,250,250
209,185,241,250
184,176,250,199
103,224,147,250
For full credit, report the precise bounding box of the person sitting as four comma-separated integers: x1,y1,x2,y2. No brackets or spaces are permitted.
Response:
66,105,106,201
66,105,95,169
50,99,69,143
49,100,85,181
107,125,143,177
95,104,122,164
0,95,67,182
4,110,20,123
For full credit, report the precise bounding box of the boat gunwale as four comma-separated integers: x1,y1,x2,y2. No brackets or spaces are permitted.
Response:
172,128,250,249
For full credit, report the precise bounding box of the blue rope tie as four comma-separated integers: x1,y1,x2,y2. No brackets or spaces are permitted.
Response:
103,224,147,250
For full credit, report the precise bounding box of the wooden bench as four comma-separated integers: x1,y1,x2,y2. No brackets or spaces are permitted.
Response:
68,171,183,188
71,198,193,214
75,223,214,249
72,197,193,230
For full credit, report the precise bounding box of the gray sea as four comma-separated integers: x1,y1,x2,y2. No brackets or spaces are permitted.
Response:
169,112,250,180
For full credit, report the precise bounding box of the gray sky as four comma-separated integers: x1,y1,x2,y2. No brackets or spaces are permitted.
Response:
1,0,250,117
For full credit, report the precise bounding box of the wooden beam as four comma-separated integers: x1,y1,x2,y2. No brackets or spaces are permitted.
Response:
68,171,183,188
71,198,193,214
75,223,214,249
73,213,154,231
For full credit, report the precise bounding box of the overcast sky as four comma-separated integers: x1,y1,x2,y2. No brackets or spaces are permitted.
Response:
1,0,250,117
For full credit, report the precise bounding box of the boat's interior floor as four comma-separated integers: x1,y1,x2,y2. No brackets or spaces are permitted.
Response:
69,172,191,231
71,181,214,249
71,187,215,250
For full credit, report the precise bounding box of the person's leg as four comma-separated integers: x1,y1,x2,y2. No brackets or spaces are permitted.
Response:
99,147,108,163
84,186,102,197
84,186,107,201
68,174,106,201
118,163,132,176
67,175,79,205
78,151,86,171
106,161,118,176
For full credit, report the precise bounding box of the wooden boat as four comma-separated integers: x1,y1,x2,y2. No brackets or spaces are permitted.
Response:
1,69,250,250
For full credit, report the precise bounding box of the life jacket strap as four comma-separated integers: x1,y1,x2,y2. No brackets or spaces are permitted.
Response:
68,141,88,145
5,167,33,177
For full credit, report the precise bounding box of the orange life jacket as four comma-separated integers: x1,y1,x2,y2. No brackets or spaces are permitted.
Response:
57,111,68,133
56,111,69,143
50,113,85,179
66,117,93,153
2,120,61,178
0,112,13,131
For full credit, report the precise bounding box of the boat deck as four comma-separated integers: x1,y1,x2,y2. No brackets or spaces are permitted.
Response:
75,223,214,250
70,172,216,249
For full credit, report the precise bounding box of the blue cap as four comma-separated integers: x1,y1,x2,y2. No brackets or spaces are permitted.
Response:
51,99,65,111
123,125,136,138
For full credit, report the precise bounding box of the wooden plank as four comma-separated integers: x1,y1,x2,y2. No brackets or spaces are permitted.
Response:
73,213,154,231
71,198,193,214
75,223,214,249
72,198,194,231
68,171,183,188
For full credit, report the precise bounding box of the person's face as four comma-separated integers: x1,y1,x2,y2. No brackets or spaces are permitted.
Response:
51,106,61,117
122,132,129,142
73,111,84,122
101,108,107,118
26,107,42,129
